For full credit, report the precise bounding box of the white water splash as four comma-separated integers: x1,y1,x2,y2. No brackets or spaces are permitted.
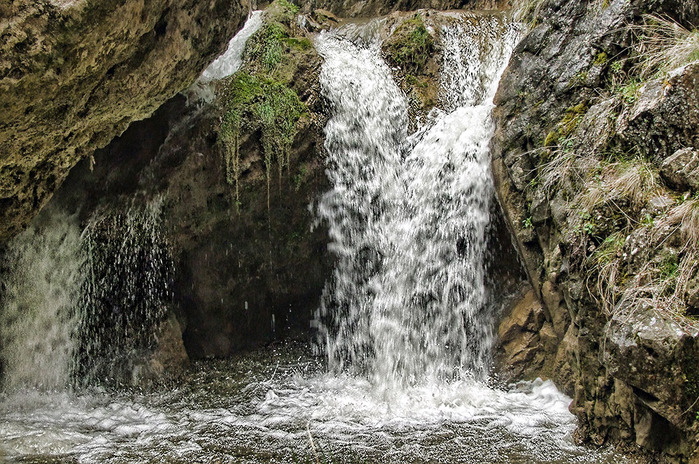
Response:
313,32,409,382
199,10,265,82
0,199,172,390
315,16,522,388
440,15,522,110
188,10,264,102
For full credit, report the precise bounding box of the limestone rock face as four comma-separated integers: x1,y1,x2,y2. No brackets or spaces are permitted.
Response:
35,4,333,360
0,0,248,243
661,147,699,191
617,63,699,161
491,0,699,459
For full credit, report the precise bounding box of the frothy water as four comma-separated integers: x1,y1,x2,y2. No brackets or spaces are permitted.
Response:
0,343,631,463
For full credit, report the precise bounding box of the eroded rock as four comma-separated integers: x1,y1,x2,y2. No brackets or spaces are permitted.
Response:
661,147,699,191
0,0,248,243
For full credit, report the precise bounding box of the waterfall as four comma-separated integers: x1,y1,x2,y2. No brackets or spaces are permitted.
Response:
0,199,172,389
189,10,265,102
315,15,522,387
0,210,85,391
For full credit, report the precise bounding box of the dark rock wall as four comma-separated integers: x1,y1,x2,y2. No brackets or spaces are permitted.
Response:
0,0,248,243
491,0,699,460
40,4,332,360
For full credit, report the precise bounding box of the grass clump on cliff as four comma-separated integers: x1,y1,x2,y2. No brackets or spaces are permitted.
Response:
384,14,434,75
629,14,699,79
220,72,305,211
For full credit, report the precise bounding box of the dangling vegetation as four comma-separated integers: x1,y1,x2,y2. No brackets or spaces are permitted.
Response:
217,0,311,212
220,73,305,211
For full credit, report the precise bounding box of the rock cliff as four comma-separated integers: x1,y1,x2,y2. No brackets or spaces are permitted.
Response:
0,0,248,243
491,0,699,460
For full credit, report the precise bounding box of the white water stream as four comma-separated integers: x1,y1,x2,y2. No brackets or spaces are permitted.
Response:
315,16,521,389
0,12,634,464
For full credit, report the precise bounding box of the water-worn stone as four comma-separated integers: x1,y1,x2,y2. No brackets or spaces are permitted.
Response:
0,0,248,244
604,305,699,456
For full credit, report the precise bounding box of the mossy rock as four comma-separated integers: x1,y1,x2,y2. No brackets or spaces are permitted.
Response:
383,14,435,75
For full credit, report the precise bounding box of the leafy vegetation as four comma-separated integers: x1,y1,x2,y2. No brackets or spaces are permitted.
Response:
216,0,312,211
220,73,305,211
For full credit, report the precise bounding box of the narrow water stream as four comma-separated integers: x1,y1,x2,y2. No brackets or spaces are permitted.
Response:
0,11,637,464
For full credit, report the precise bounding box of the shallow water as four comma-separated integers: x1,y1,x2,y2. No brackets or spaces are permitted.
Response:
0,341,633,464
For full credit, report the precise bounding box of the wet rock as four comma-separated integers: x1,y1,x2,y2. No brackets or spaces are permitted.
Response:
491,0,699,459
604,304,699,456
38,4,332,360
133,313,190,386
495,289,546,380
617,63,699,161
541,280,569,340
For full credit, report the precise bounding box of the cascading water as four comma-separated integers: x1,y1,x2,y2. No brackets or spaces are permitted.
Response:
0,199,172,390
189,10,264,103
0,11,632,464
0,209,85,391
315,15,522,387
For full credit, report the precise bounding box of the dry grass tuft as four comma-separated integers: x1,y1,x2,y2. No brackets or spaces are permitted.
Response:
538,149,598,197
629,14,699,79
579,160,660,213
588,231,625,315
614,199,699,329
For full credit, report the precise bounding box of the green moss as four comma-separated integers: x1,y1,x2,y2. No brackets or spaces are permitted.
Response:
265,0,299,23
593,51,608,66
559,103,587,136
284,37,312,50
542,103,587,147
246,22,288,72
384,15,434,74
543,130,559,147
220,73,305,210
